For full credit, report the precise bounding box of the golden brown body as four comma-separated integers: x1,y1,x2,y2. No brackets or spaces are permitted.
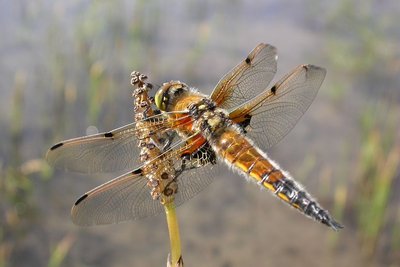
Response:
161,84,342,230
215,127,300,209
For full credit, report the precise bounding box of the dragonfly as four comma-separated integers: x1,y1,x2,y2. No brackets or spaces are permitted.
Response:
46,43,343,230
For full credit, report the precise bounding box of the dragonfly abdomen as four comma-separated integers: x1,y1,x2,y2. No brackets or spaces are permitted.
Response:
213,127,343,230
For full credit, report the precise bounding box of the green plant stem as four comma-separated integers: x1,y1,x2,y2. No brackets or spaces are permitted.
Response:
164,201,182,266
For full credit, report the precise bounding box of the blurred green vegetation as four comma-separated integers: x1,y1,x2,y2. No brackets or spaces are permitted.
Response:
352,104,399,262
322,0,400,265
0,73,33,267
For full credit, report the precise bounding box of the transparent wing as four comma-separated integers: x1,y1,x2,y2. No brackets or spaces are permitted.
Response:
46,112,190,174
210,43,277,110
71,169,151,226
71,133,219,226
229,64,326,150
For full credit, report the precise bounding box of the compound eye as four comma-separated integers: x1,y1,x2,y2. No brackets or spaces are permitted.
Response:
154,88,168,111
155,82,187,111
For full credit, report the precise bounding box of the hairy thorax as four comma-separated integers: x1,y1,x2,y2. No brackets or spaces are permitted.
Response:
188,98,233,140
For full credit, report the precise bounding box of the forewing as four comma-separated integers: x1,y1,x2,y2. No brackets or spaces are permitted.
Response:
230,65,326,150
46,113,187,174
210,43,277,110
71,133,218,225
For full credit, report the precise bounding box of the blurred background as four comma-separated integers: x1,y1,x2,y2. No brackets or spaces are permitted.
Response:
1,0,399,266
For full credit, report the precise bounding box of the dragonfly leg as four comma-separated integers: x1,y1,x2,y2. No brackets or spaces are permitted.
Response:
161,132,176,151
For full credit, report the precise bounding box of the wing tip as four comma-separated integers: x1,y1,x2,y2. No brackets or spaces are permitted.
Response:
301,64,327,82
253,43,277,57
74,194,88,206
71,194,94,226
46,143,64,165
302,64,327,74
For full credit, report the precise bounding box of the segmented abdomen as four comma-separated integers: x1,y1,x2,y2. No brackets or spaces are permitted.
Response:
213,127,342,230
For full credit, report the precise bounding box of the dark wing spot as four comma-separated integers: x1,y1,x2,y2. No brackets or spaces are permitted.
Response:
132,168,143,175
242,114,252,128
50,142,64,150
245,57,251,64
237,114,252,133
74,194,88,205
161,172,169,180
271,85,277,95
104,132,113,138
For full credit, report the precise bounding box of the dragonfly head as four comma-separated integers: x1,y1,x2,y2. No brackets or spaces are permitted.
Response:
155,81,189,111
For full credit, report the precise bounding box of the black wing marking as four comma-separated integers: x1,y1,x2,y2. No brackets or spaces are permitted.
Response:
210,43,277,111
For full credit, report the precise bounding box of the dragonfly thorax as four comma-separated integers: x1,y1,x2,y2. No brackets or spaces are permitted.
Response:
189,99,232,139
187,98,216,119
